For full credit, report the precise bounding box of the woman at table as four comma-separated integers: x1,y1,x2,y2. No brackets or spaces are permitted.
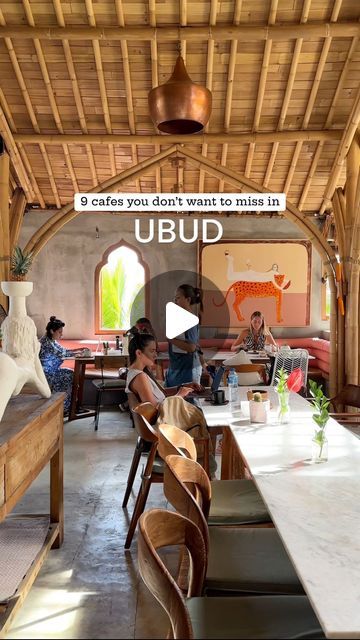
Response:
166,284,203,386
125,332,214,469
231,310,277,352
39,316,83,416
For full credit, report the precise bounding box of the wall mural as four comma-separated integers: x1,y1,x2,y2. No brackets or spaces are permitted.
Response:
198,240,311,328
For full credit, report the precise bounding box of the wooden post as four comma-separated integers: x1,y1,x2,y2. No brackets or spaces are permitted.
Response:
0,148,10,310
9,187,26,251
345,138,360,385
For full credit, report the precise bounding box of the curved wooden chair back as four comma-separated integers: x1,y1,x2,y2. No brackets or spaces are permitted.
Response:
157,423,197,462
138,509,206,640
132,402,159,442
164,455,211,551
225,363,266,383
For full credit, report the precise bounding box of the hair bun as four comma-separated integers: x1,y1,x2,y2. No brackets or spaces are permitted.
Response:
50,315,56,322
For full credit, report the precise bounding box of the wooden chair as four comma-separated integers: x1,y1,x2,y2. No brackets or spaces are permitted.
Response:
92,355,128,430
158,423,272,526
225,364,267,385
330,384,360,427
123,401,162,549
164,454,303,595
138,509,325,640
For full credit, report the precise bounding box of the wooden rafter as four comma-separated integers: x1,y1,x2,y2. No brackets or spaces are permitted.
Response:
0,22,358,41
0,151,10,307
14,130,342,145
85,0,116,179
283,0,343,197
0,8,60,207
219,0,242,192
298,23,360,210
115,0,140,191
320,85,360,214
149,0,162,193
245,0,278,179
52,0,98,188
22,0,79,195
198,0,218,194
263,0,311,189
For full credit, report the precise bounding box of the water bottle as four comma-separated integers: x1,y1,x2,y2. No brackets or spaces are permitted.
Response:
228,368,238,403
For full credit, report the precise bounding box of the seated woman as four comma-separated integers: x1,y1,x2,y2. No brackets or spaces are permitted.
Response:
231,310,277,352
39,316,84,416
125,333,213,467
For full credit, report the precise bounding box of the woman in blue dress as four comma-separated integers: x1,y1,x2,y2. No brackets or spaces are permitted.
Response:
165,284,203,388
39,316,83,415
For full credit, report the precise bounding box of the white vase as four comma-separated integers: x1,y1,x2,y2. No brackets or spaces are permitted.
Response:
0,281,51,422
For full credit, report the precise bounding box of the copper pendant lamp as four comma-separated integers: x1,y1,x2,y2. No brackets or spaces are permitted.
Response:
148,56,212,134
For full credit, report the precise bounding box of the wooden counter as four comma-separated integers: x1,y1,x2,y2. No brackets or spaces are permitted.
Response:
0,393,64,637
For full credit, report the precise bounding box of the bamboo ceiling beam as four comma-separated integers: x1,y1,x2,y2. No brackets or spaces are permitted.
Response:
0,8,60,207
320,84,360,214
86,0,116,180
245,0,278,179
149,0,161,193
52,0,98,187
25,145,178,257
9,187,26,251
219,0,242,192
299,24,359,211
0,104,33,201
22,0,79,194
283,0,343,197
198,0,218,194
116,0,140,189
0,22,358,41
13,130,342,145
263,0,311,188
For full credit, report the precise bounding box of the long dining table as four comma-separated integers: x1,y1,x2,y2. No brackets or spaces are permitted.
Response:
201,387,360,639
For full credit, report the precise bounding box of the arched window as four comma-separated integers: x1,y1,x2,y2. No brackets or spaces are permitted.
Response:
95,242,148,334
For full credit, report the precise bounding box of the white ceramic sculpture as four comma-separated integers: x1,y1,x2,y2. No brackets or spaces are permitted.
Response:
0,281,51,421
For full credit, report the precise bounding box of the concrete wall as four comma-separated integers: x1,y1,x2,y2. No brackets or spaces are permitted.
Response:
19,212,329,339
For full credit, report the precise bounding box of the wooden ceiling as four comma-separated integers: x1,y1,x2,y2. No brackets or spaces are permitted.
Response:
0,0,359,214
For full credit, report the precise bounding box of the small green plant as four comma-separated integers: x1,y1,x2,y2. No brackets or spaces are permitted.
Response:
253,392,263,402
10,246,33,281
309,380,330,456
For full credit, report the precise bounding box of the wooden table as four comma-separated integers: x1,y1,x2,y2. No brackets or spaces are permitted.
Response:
202,388,360,639
0,393,64,636
68,353,129,422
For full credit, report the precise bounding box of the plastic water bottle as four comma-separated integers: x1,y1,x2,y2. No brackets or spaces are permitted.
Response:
228,368,238,403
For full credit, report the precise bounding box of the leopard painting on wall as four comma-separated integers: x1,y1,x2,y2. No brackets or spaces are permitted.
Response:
198,240,311,329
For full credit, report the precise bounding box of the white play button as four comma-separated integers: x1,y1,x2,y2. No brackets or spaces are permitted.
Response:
165,302,199,339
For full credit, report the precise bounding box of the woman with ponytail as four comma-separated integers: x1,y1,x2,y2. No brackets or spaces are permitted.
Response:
39,316,84,415
166,284,204,387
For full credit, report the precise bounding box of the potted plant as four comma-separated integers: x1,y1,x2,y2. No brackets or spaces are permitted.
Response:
274,368,303,424
1,246,34,315
309,380,330,463
10,246,33,281
249,391,269,424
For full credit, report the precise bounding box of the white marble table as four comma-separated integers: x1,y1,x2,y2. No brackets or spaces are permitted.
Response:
201,388,360,639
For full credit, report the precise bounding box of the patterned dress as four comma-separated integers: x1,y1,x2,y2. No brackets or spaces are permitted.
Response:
244,331,266,351
39,336,75,414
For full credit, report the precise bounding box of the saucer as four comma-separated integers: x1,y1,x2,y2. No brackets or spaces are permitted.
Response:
210,399,229,406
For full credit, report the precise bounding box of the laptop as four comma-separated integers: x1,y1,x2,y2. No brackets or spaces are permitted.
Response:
187,366,225,399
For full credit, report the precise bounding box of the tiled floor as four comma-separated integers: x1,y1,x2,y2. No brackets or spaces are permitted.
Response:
7,410,170,639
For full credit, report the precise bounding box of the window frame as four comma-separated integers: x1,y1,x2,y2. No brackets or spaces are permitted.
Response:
94,240,150,335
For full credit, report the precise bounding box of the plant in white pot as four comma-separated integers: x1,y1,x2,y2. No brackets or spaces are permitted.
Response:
0,246,51,422
249,391,269,424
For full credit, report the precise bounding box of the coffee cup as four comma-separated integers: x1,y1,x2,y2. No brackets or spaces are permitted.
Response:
212,389,225,405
